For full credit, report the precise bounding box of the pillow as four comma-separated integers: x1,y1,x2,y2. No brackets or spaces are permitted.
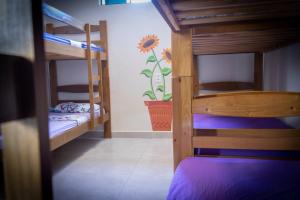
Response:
53,102,100,113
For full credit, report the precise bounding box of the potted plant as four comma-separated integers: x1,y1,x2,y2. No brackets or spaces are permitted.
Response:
138,35,172,131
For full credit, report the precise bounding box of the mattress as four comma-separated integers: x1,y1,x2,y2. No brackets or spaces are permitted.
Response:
44,32,104,52
167,157,300,200
193,114,292,129
49,110,100,138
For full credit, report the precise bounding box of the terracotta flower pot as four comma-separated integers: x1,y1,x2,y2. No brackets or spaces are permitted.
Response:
144,101,173,131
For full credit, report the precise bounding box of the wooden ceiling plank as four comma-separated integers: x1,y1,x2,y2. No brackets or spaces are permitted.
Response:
172,0,295,11
179,11,300,26
191,19,300,35
175,2,300,20
152,0,180,31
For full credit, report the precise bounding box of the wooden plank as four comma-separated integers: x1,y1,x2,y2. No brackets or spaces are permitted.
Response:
33,1,53,198
180,10,300,26
57,84,98,93
49,60,58,106
176,1,300,20
191,18,300,35
172,0,297,11
58,99,89,103
193,55,199,96
172,77,193,169
85,23,95,129
192,91,300,117
45,40,107,60
93,74,101,81
254,52,263,90
96,52,104,117
100,20,112,138
172,29,193,77
199,81,254,91
2,119,42,199
45,40,89,59
94,96,101,104
52,24,100,34
152,0,180,31
192,28,300,54
193,129,300,151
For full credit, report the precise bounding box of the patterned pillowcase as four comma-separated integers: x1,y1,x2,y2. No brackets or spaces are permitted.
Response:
53,102,100,113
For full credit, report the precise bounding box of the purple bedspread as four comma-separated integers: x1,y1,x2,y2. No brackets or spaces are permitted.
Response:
167,157,300,200
194,114,292,129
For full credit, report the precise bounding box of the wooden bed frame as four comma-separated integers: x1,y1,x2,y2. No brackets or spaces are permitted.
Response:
44,6,111,151
153,0,300,169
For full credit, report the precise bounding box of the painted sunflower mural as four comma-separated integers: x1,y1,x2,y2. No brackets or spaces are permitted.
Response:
138,35,172,131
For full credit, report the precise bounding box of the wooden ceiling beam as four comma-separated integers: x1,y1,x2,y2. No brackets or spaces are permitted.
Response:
171,0,295,11
152,0,180,32
175,1,300,20
191,19,300,35
192,40,300,55
179,11,300,26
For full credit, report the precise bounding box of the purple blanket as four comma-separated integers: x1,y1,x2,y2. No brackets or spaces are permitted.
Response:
167,157,300,200
194,114,292,129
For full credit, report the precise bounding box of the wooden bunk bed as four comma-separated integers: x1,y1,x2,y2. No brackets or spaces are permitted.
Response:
153,1,300,199
43,4,111,151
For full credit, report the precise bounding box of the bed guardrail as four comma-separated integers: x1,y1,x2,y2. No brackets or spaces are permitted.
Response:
192,91,300,117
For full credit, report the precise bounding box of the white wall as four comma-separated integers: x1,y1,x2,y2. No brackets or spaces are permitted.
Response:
45,0,171,133
197,44,300,128
264,44,300,128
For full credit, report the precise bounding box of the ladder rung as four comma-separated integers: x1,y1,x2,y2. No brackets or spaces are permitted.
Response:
92,75,100,81
94,96,101,103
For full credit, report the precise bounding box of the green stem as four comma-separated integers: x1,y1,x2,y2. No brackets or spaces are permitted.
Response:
152,49,166,98
150,58,158,100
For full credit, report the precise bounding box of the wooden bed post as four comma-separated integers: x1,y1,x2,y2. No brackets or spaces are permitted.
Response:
1,0,53,198
172,29,194,169
254,52,263,90
85,23,96,129
99,20,112,138
193,55,199,96
46,23,58,107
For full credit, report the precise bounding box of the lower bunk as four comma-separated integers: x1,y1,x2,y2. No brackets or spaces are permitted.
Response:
168,156,300,200
49,103,109,151
170,91,300,200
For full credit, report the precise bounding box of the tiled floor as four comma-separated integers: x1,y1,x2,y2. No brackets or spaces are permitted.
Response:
52,137,173,200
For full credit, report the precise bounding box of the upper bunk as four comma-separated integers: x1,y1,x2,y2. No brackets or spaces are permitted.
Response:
43,3,107,60
153,0,300,55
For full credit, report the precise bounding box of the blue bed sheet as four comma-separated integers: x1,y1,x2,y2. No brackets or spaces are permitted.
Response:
44,32,104,52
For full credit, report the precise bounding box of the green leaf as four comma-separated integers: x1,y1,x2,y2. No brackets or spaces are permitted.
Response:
146,55,156,64
156,85,164,92
143,90,156,100
140,69,153,78
163,93,172,101
161,67,172,76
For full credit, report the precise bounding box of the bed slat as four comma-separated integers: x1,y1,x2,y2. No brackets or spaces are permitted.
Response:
193,91,300,117
52,25,100,34
199,81,254,91
57,84,98,93
193,129,300,151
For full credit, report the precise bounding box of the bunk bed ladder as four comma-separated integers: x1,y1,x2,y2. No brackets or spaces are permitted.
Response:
84,24,103,128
